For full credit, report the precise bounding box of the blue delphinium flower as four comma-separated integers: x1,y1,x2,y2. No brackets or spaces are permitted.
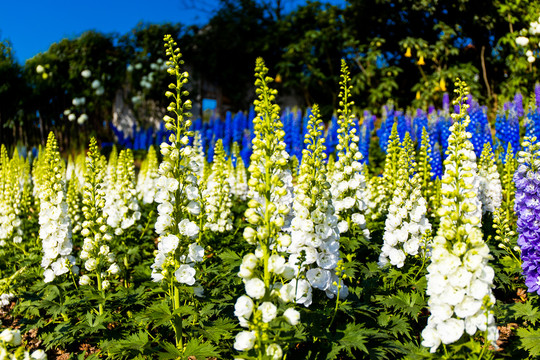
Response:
526,104,540,142
395,110,412,142
223,111,233,154
240,132,252,166
414,109,428,144
292,109,304,162
282,108,295,157
467,101,491,158
508,107,521,153
207,135,216,163
358,115,373,164
437,113,452,157
378,104,395,152
324,114,339,157
232,111,246,146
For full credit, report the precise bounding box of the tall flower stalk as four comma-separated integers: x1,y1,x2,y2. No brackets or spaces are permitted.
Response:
329,60,369,243
0,147,24,248
203,139,233,233
379,135,431,269
234,58,296,360
288,104,346,306
421,80,498,353
514,136,540,293
37,132,77,283
79,138,118,314
151,35,205,350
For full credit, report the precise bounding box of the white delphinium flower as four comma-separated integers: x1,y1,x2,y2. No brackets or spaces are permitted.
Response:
0,293,14,307
0,327,47,359
421,80,498,353
66,166,84,237
151,35,206,349
286,104,346,304
81,69,92,78
379,137,431,268
228,142,249,200
103,149,141,235
203,140,234,233
477,143,502,213
79,138,118,312
191,131,206,181
0,147,25,246
136,145,160,204
0,328,21,346
235,58,297,359
329,60,369,241
37,133,76,283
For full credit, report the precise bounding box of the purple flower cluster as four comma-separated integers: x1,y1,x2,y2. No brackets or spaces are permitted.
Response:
514,160,540,293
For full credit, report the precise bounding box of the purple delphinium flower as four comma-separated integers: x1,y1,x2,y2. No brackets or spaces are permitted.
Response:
515,143,540,293
515,92,524,118
535,83,540,109
442,92,450,112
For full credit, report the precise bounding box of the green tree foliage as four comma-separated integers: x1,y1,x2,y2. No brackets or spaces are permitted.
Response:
2,0,540,146
0,40,27,147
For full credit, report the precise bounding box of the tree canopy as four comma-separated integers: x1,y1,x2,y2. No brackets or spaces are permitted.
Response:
1,0,540,147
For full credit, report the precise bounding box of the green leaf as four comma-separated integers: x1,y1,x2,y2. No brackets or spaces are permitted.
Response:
510,302,540,326
102,331,149,359
183,338,220,359
327,323,374,359
517,327,540,357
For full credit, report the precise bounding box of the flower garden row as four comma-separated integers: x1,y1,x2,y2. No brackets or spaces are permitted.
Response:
1,35,540,359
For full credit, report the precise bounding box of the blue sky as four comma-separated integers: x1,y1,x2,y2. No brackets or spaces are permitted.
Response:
0,0,218,63
1,0,347,64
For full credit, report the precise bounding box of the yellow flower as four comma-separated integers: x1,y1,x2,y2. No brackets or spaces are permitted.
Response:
417,56,425,66
416,91,421,100
440,78,447,92
405,48,412,57
275,74,282,83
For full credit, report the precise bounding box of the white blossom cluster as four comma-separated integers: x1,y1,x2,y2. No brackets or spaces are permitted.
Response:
151,35,205,294
191,132,206,181
286,105,347,303
329,60,369,239
151,140,204,287
379,146,431,268
515,15,540,63
79,139,118,289
66,153,86,185
288,197,345,301
478,144,503,214
364,175,385,221
0,293,14,307
0,328,47,359
103,149,141,235
136,146,160,204
422,104,498,353
0,148,24,246
234,59,297,357
0,328,21,347
66,167,84,236
38,133,76,283
203,140,234,233
329,160,369,235
379,188,431,268
228,144,249,201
